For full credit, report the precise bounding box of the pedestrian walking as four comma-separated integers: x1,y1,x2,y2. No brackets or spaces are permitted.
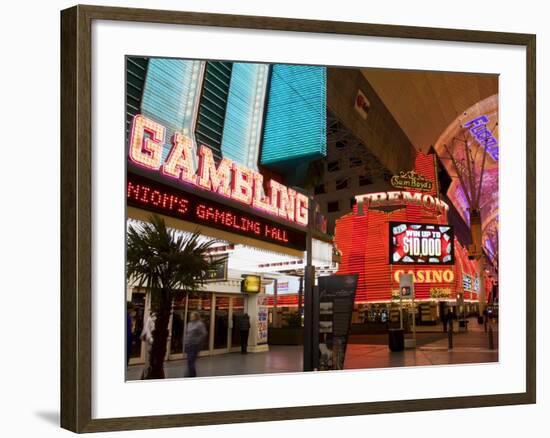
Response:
447,309,454,332
441,309,448,332
126,302,133,367
239,313,251,354
139,311,156,379
184,311,207,377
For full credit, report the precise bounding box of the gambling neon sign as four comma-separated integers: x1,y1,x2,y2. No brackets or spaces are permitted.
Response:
127,173,307,251
129,114,308,226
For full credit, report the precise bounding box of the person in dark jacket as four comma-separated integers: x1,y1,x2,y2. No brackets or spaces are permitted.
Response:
239,313,251,354
447,309,454,332
126,303,133,366
442,308,448,333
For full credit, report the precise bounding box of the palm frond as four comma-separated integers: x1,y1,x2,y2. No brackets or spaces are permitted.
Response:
126,214,225,294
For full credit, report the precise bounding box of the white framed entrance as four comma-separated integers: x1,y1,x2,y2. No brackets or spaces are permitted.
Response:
166,292,244,362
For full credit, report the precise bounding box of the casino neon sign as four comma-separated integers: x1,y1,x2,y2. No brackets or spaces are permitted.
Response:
393,269,455,284
127,173,306,250
355,191,450,214
129,114,308,226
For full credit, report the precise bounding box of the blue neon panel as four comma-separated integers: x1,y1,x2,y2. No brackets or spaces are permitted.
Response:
221,63,268,169
261,65,327,168
195,61,233,160
141,58,202,161
126,57,148,143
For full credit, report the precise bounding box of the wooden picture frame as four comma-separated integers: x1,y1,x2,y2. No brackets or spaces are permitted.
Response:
60,4,536,433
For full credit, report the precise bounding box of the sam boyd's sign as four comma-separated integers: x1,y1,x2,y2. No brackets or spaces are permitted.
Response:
390,170,433,192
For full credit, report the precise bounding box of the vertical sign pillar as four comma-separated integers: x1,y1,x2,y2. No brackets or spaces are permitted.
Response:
478,257,487,315
303,266,315,371
246,293,269,353
317,275,358,370
273,279,279,328
399,273,416,348
303,196,315,372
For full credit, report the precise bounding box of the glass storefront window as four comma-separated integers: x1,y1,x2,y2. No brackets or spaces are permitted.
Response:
213,296,230,349
187,292,211,351
170,295,186,355
129,293,145,359
231,297,245,348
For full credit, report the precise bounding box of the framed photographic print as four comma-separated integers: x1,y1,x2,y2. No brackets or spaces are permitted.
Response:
60,4,536,433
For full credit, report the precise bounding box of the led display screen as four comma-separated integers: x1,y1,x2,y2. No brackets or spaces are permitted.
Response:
127,173,307,251
389,222,454,265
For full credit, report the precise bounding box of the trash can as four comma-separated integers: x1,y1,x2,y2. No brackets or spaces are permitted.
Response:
388,328,404,352
477,315,484,324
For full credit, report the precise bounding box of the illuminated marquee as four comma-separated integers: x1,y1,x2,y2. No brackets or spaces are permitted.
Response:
129,114,308,226
127,173,306,251
390,170,433,192
356,191,449,214
393,269,455,284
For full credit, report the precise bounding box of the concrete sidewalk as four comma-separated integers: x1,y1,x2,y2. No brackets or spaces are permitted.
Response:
126,317,498,380
387,315,496,333
345,330,498,370
126,345,303,380
343,317,497,370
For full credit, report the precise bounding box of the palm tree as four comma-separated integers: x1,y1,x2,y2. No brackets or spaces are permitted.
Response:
126,214,225,379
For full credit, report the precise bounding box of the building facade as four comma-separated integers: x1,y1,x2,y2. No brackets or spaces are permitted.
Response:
334,152,485,326
125,57,333,365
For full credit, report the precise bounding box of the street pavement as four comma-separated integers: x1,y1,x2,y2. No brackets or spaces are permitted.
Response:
126,317,498,380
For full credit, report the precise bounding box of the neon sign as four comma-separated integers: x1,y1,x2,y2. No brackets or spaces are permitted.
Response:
393,269,455,283
356,191,450,214
390,170,433,192
463,115,498,161
127,173,307,251
129,114,308,226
